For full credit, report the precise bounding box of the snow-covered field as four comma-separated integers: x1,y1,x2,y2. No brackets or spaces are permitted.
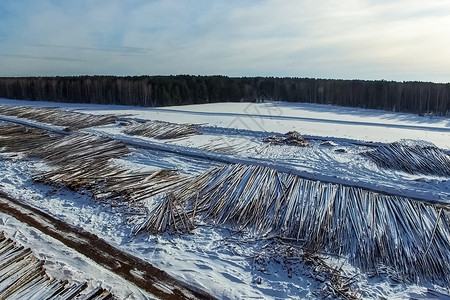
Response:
0,98,449,299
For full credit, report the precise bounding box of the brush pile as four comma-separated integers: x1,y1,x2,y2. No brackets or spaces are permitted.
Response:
263,131,309,147
136,163,450,285
0,124,184,208
0,232,113,299
124,120,200,139
363,140,450,176
0,105,116,130
252,239,360,299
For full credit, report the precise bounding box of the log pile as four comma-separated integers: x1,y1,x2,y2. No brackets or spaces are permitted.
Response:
136,163,450,285
1,121,449,286
0,125,59,154
263,131,309,147
124,120,200,139
0,124,184,209
140,192,196,233
0,105,116,130
0,232,113,299
363,140,450,176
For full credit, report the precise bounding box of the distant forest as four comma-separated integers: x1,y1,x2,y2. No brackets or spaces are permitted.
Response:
0,75,449,116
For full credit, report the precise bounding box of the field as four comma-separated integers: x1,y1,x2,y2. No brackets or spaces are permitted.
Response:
0,98,449,299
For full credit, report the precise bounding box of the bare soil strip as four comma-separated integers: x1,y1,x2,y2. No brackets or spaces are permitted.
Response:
0,192,216,300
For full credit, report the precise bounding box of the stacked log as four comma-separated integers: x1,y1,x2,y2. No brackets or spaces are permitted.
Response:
0,232,113,299
123,120,200,139
1,122,449,287
363,140,450,176
0,105,116,130
0,125,184,209
136,163,450,285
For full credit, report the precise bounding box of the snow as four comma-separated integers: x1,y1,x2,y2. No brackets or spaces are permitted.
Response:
0,97,450,299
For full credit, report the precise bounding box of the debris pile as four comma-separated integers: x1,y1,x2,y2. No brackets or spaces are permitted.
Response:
252,240,360,299
263,131,309,147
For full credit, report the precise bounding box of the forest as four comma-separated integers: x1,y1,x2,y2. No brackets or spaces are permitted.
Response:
0,75,448,116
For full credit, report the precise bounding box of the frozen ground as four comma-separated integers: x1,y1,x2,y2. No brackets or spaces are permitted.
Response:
0,98,449,299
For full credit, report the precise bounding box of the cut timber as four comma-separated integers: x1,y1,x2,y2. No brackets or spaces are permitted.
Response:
0,232,113,300
124,120,200,139
0,124,184,209
0,105,116,130
136,163,450,286
363,140,450,176
0,193,215,300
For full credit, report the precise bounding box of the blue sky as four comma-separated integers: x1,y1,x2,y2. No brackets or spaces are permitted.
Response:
0,0,449,82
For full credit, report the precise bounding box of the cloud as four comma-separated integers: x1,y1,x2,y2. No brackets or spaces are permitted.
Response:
0,53,85,62
0,0,449,82
28,44,150,55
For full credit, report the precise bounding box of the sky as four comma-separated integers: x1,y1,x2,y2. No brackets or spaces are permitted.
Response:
0,0,449,82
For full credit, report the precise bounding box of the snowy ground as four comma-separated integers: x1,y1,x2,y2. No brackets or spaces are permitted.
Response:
0,98,449,299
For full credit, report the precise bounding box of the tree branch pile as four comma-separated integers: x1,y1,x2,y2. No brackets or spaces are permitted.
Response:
263,131,309,147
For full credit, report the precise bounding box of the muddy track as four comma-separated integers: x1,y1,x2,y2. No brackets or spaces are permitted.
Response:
0,192,216,300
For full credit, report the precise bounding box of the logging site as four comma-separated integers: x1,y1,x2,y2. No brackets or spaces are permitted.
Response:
0,97,448,300
2,0,450,297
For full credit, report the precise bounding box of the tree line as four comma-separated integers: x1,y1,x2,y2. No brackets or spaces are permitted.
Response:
0,75,448,116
